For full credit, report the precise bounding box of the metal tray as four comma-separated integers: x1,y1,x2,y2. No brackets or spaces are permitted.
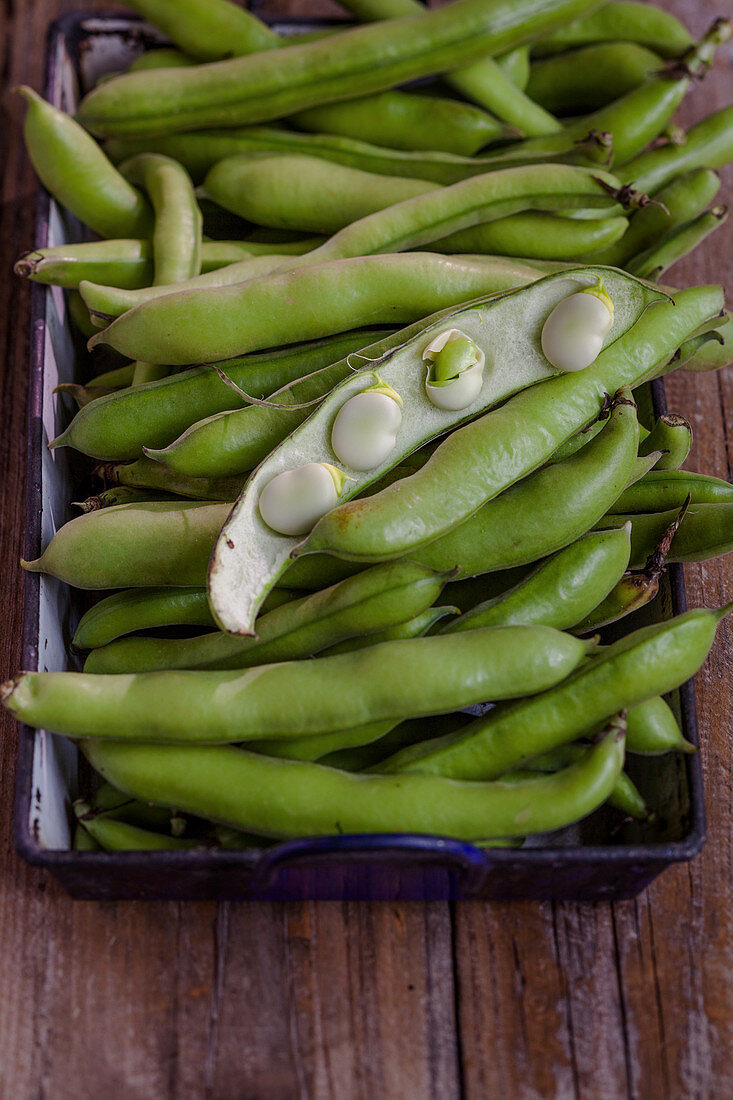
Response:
13,12,705,901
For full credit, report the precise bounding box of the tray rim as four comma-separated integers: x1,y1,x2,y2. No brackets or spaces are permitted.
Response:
12,10,707,896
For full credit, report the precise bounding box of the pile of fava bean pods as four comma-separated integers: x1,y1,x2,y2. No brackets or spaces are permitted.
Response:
5,0,733,852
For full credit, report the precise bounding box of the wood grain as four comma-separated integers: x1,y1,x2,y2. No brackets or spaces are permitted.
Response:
0,1,731,1097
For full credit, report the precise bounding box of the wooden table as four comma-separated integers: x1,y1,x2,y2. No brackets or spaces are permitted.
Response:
0,1,731,1095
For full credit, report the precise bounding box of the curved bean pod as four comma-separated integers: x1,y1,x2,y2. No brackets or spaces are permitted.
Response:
119,153,202,285
17,87,152,239
612,471,733,513
619,105,733,195
122,0,278,60
73,585,299,651
98,456,241,501
14,237,322,290
639,414,692,471
531,1,694,58
627,205,729,280
526,42,662,115
432,211,629,260
200,153,438,235
77,0,600,137
22,501,230,589
74,804,198,851
83,560,452,673
625,696,695,755
3,626,591,743
598,504,733,568
407,390,640,578
74,486,174,511
442,527,631,633
52,328,387,460
291,90,513,156
296,285,717,567
76,725,624,841
88,250,545,365
378,606,729,779
508,740,649,819
106,125,614,187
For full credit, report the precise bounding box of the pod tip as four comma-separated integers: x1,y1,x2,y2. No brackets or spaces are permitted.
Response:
20,557,41,573
142,446,165,463
0,676,22,707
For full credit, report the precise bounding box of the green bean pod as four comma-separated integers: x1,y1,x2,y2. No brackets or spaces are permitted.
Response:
442,527,631,633
599,504,733,568
326,605,458,652
22,501,229,589
627,205,729,280
639,414,692,471
291,90,513,156
122,0,278,59
587,168,721,268
531,1,694,57
52,328,387,461
296,285,720,568
320,712,471,773
612,471,733,513
83,561,453,673
571,499,682,631
105,124,614,187
15,236,324,290
74,588,215,649
81,252,292,318
625,696,695,755
118,154,202,285
98,457,241,501
88,248,549,365
407,390,640,578
378,605,729,779
74,585,299,651
77,0,601,137
4,626,590,743
432,211,629,260
74,486,175,511
74,803,199,851
76,724,624,841
509,740,649,819
200,153,439,234
619,105,733,194
526,42,662,115
338,0,561,136
17,87,152,238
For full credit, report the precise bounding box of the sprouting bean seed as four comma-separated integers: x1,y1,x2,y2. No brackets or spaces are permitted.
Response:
423,329,486,410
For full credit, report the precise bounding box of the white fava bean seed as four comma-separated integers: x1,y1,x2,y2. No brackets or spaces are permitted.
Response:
331,386,403,471
259,462,346,536
423,328,486,411
541,285,614,372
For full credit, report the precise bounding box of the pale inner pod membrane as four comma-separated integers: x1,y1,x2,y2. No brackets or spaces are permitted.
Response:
259,462,347,536
331,383,403,471
541,286,614,372
423,327,486,411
